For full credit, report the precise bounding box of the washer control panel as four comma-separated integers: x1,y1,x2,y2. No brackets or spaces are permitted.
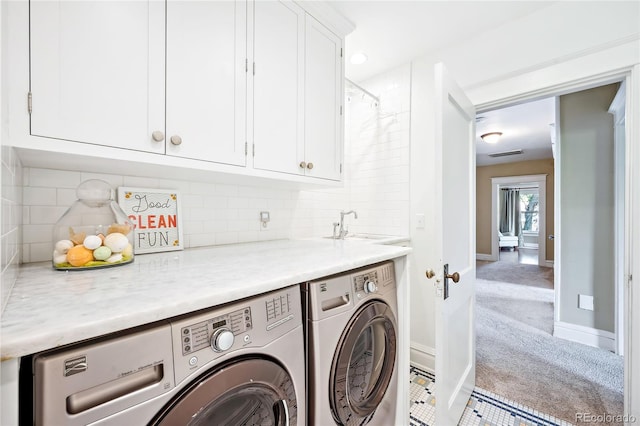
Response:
353,270,379,294
180,307,252,355
170,285,302,385
352,262,396,300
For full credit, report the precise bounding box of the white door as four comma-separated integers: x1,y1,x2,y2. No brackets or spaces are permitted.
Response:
432,63,476,424
29,0,164,153
252,0,304,175
304,14,342,181
166,0,247,166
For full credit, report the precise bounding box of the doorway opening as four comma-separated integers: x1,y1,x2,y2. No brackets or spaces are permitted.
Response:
500,185,540,265
474,81,626,423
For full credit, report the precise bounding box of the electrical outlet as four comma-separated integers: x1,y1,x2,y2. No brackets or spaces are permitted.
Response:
260,211,270,229
416,213,425,229
578,294,594,311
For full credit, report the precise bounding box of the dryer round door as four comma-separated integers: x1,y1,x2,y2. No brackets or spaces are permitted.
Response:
150,357,297,426
329,300,397,426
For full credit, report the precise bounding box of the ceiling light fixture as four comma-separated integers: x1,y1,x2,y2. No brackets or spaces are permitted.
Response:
480,132,503,144
350,52,368,65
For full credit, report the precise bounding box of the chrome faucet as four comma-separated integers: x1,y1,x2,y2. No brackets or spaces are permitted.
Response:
337,210,358,239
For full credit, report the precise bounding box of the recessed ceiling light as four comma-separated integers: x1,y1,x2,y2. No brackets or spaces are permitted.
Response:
350,52,368,65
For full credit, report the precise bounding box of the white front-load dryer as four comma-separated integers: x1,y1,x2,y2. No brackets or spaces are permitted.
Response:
28,285,305,426
304,261,398,426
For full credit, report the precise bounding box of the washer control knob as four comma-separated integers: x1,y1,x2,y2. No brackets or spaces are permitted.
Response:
211,328,234,352
364,280,377,294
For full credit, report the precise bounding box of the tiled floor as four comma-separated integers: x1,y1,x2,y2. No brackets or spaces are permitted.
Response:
409,366,573,426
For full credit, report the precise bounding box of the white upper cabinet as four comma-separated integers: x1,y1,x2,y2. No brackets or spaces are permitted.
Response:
166,1,247,166
252,1,305,176
24,0,347,184
304,14,342,181
252,2,343,181
29,1,165,153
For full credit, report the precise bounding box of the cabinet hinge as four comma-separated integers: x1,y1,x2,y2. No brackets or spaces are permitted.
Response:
340,48,343,58
252,143,255,157
245,141,248,156
28,92,32,114
245,58,248,73
340,105,342,116
340,163,343,173
253,62,256,76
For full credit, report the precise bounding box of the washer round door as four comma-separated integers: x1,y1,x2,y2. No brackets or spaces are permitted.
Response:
150,357,297,426
330,300,397,426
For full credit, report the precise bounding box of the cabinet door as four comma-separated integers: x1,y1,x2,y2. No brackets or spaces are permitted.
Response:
166,0,247,166
304,15,343,181
29,1,164,153
252,1,304,175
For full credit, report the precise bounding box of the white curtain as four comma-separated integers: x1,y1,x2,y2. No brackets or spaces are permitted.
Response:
500,188,521,236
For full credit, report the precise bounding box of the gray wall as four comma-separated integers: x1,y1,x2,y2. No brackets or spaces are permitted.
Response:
559,83,618,332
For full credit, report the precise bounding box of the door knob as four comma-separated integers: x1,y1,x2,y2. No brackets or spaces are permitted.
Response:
446,271,460,283
425,269,435,279
170,135,182,145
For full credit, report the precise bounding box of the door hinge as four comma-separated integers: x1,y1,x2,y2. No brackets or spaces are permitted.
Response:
340,163,342,173
340,48,343,58
28,92,32,114
252,143,255,157
340,105,342,116
245,141,248,156
253,62,256,76
245,58,248,73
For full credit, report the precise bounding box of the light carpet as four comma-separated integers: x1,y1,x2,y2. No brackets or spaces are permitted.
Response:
475,277,624,425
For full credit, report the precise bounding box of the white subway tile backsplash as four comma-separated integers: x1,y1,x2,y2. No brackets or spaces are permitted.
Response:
215,231,239,245
190,232,216,247
213,184,238,197
122,176,162,188
23,224,54,244
29,206,68,224
1,147,22,313
23,187,57,206
80,172,124,188
28,168,80,188
29,243,52,263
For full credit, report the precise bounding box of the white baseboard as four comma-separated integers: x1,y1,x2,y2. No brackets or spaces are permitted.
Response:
476,253,494,261
410,343,435,371
554,321,615,352
544,260,554,268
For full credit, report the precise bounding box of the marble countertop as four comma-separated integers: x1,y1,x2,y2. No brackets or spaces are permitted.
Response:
1,239,411,360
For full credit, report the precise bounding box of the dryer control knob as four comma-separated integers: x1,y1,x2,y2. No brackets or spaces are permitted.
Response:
211,328,235,352
364,280,377,294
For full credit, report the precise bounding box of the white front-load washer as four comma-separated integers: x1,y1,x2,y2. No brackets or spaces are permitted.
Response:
304,261,398,426
27,285,305,426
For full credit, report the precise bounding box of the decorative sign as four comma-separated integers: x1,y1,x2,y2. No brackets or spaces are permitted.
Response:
117,187,183,254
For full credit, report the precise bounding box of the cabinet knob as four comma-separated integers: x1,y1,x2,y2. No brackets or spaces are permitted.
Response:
299,161,306,169
151,131,164,142
306,162,314,170
170,135,183,146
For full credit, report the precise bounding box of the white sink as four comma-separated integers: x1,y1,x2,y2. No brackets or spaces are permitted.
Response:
323,233,396,241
